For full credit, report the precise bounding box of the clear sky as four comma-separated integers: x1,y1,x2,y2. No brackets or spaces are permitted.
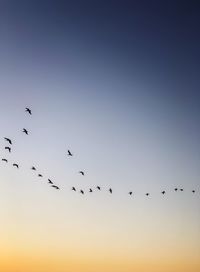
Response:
0,1,200,272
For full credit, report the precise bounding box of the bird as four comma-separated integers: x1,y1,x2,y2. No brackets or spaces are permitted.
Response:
80,190,84,194
38,174,43,177
72,187,76,191
97,186,101,190
109,188,112,194
22,128,28,135
180,188,184,192
5,146,11,153
129,191,133,195
51,185,60,190
48,179,53,184
161,191,166,195
4,137,12,145
192,190,195,193
13,163,19,168
25,107,32,115
31,166,36,170
146,193,149,196
89,188,93,193
2,158,8,162
174,188,178,191
79,171,85,176
67,150,73,156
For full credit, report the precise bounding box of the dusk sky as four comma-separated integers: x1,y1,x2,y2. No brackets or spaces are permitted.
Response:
0,1,200,272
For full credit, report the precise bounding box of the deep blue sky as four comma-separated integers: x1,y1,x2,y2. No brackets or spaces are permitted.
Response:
0,1,200,271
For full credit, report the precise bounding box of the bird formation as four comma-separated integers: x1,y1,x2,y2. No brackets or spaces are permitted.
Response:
1,107,199,197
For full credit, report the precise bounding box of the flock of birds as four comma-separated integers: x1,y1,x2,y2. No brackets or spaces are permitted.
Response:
1,107,198,197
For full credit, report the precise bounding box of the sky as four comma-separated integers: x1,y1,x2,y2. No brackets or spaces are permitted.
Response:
0,1,200,271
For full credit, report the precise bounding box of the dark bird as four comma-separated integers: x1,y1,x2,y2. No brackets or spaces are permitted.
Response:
25,107,32,115
67,150,73,156
129,191,133,195
161,191,166,195
72,187,76,191
89,188,93,193
48,179,53,184
38,174,43,177
51,185,60,190
80,190,84,194
79,171,85,176
13,163,19,168
180,188,184,192
22,128,28,135
146,193,149,196
192,190,195,193
2,158,8,162
31,166,36,170
5,146,11,153
174,188,178,191
97,186,101,190
109,188,112,194
4,137,12,145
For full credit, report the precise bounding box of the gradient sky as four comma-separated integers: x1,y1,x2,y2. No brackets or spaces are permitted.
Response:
0,1,200,272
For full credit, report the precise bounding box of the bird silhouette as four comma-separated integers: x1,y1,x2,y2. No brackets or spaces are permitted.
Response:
72,187,76,191
38,174,43,177
174,188,178,191
2,158,8,162
80,190,84,194
25,107,32,115
48,179,53,184
180,189,184,192
129,191,133,195
67,150,73,156
161,191,166,195
79,171,85,176
22,128,28,135
192,190,195,193
146,193,149,196
5,146,11,153
31,166,36,170
13,163,19,168
89,188,93,192
51,185,60,190
4,137,12,145
109,188,112,194
97,186,101,190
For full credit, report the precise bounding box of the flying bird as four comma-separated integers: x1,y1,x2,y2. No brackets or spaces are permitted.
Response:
146,193,149,196
80,190,84,194
72,187,76,191
89,188,93,193
180,188,184,192
38,174,43,177
5,146,11,153
97,186,101,190
48,179,53,184
192,190,195,193
31,166,36,170
129,191,133,195
79,171,85,176
4,137,12,145
109,188,112,194
67,150,73,156
161,191,166,195
25,107,32,115
13,163,19,168
174,188,178,191
22,128,28,135
51,185,60,190
2,158,8,162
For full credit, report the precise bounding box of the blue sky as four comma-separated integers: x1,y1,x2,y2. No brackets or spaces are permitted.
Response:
0,1,200,271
